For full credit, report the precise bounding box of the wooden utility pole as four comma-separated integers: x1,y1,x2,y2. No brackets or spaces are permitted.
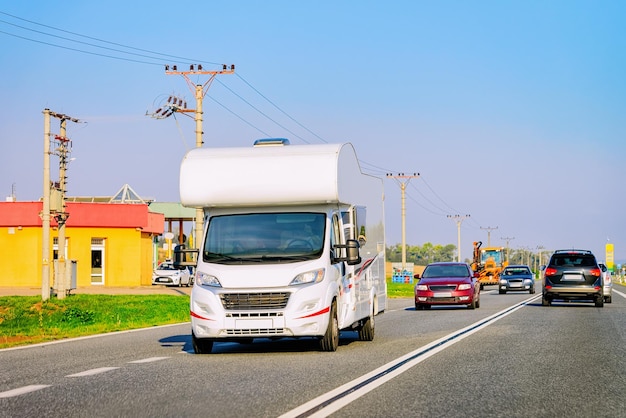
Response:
164,64,235,251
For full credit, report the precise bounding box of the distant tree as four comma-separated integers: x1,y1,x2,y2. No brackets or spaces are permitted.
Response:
386,242,456,264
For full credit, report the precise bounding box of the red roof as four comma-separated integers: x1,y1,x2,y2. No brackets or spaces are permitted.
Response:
0,201,164,234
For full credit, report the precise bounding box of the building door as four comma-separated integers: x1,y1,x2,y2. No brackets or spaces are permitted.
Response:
91,238,105,285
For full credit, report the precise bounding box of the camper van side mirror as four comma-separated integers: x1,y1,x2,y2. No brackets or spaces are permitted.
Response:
173,244,199,269
332,239,362,266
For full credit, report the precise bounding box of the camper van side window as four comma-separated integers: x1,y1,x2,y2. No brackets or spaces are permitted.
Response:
331,214,344,260
341,210,354,240
355,206,366,245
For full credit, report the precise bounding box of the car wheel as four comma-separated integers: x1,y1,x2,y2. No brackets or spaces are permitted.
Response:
605,295,612,303
542,295,551,306
192,333,214,354
415,303,421,310
320,301,339,352
499,289,506,295
358,304,375,341
595,297,604,308
468,298,476,309
530,286,535,294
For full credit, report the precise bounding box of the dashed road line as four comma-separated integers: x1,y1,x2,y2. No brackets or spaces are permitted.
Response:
66,367,120,377
128,356,170,363
0,384,51,399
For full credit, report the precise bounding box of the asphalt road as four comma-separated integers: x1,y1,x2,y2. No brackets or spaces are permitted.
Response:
2,285,626,417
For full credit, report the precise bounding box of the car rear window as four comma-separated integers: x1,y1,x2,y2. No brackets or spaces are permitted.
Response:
504,268,530,275
551,255,596,267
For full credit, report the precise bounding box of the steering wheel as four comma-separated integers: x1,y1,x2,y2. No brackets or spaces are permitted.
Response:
287,239,314,250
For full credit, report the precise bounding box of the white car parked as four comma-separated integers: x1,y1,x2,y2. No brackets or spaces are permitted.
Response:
152,262,192,286
599,263,613,303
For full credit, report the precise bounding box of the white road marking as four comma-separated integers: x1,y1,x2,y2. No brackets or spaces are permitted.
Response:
0,385,51,399
128,356,170,363
280,295,540,418
66,367,120,377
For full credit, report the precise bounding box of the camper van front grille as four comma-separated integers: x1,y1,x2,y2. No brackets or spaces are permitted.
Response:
220,292,290,310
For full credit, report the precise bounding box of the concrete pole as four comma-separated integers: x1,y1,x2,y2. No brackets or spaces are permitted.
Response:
400,182,407,270
456,221,462,262
42,109,51,301
194,84,204,251
56,119,68,299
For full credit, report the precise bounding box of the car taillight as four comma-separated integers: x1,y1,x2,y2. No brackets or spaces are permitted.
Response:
590,268,601,277
544,267,558,276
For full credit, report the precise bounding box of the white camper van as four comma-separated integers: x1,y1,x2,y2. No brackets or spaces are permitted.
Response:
176,139,386,353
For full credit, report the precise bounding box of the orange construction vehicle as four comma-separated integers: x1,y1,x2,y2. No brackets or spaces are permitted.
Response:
471,241,508,289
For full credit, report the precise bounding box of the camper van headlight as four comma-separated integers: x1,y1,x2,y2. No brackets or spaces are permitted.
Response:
290,268,325,286
196,271,222,287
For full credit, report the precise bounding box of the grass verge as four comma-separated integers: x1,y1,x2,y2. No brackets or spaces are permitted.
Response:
0,294,190,349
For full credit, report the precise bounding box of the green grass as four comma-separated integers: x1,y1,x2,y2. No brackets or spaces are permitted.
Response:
0,294,190,349
387,280,415,298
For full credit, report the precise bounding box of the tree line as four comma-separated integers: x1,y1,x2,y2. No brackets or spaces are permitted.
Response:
387,242,552,270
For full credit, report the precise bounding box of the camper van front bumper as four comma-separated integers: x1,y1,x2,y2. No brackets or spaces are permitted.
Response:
190,285,329,339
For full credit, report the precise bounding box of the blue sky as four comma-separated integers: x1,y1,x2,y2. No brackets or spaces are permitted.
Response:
1,1,625,263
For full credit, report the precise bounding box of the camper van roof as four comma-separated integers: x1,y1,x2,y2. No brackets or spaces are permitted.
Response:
179,142,381,208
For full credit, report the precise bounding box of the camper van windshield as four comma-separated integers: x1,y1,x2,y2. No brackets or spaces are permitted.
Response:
203,212,325,263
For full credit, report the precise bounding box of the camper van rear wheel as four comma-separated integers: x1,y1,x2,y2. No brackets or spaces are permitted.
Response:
358,305,375,341
192,333,214,354
320,302,338,352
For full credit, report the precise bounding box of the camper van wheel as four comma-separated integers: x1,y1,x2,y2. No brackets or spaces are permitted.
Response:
320,302,339,352
358,306,375,341
192,333,214,354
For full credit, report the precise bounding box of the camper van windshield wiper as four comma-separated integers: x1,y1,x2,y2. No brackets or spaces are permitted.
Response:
204,251,250,262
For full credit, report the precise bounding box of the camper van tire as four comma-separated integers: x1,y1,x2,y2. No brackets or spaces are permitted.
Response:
192,333,214,354
320,301,339,352
358,301,376,341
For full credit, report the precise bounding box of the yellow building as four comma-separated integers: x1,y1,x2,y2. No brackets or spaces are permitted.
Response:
0,200,164,289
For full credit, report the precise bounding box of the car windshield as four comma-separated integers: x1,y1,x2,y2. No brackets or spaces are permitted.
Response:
203,212,325,264
157,263,175,270
504,267,531,275
422,264,469,278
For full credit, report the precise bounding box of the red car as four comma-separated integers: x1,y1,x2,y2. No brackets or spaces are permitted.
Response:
414,262,481,310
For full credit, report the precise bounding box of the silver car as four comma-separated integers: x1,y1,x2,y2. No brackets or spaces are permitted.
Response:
599,263,613,303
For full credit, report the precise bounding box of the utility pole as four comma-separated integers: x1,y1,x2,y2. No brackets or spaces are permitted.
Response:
386,173,419,271
161,64,235,252
502,236,515,262
42,110,52,301
41,110,79,300
52,114,79,299
480,226,498,246
447,214,470,262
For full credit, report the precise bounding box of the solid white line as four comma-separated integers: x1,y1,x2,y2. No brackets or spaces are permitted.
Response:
0,384,51,399
128,356,170,363
280,295,540,418
66,367,120,377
